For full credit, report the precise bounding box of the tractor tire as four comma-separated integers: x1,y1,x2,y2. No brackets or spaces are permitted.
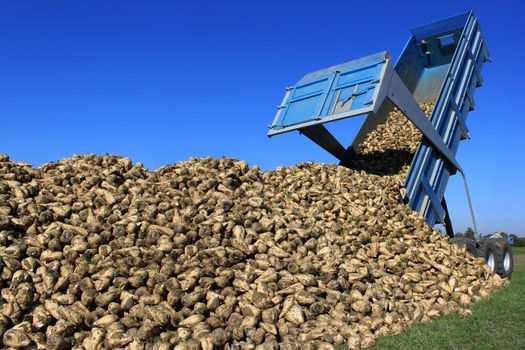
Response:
494,240,513,279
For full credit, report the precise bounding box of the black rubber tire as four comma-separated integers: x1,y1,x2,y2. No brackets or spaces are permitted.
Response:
495,241,513,279
481,241,498,274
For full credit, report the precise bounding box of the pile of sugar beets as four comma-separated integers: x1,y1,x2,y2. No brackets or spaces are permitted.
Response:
0,107,505,349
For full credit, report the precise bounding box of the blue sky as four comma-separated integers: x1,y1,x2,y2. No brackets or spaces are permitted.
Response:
1,1,524,235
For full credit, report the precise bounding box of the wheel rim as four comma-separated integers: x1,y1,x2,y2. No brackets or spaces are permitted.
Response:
503,250,511,272
487,251,496,272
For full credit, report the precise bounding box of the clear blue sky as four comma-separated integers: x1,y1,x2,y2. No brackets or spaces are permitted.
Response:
1,1,524,235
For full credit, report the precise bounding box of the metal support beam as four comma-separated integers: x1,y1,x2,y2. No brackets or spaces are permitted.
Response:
461,172,479,238
385,70,463,175
300,124,352,163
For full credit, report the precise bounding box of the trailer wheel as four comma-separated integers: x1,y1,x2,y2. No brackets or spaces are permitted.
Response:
484,244,497,274
495,242,513,279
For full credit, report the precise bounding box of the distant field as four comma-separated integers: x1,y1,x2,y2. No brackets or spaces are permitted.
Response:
372,246,525,350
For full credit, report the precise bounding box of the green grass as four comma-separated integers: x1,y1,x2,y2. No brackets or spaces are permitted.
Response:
372,246,525,350
512,246,525,255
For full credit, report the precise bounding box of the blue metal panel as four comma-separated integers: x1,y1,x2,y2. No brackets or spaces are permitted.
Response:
411,13,469,40
270,53,386,131
275,74,337,128
403,11,489,225
325,62,383,114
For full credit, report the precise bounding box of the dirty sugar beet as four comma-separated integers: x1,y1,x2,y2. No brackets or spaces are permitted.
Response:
0,107,505,349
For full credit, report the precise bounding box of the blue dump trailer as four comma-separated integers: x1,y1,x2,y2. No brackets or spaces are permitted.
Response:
267,12,513,278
